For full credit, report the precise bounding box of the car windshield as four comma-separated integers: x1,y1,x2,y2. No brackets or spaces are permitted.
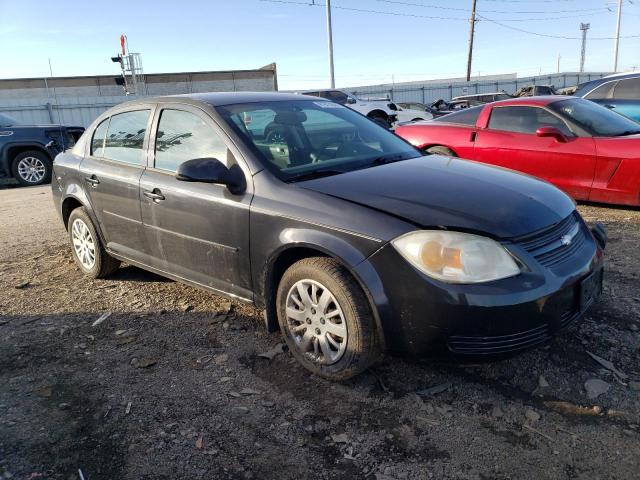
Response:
216,100,420,181
549,98,640,136
0,113,19,127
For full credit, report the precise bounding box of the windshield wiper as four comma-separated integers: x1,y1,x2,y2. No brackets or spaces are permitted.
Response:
368,153,413,166
285,168,346,183
617,130,640,136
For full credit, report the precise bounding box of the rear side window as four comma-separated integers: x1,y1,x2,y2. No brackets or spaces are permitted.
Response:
585,81,617,99
613,78,640,99
154,109,228,173
488,106,571,135
91,118,109,157
434,106,482,126
103,110,150,165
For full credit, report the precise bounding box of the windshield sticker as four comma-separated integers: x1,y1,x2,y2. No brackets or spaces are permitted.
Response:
314,101,343,109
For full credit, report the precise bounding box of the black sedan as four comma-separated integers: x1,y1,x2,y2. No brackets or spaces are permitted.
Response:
51,92,605,380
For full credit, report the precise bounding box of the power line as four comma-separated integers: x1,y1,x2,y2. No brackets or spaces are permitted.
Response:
477,14,640,40
260,0,640,40
375,0,614,15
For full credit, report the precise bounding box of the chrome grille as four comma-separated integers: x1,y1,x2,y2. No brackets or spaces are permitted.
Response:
516,212,586,268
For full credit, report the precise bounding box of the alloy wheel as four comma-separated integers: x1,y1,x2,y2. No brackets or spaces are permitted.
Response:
17,156,46,183
285,279,348,365
71,219,96,269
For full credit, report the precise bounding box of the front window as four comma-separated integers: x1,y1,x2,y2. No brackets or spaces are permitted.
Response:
154,109,228,173
488,106,572,136
217,100,419,181
549,98,640,136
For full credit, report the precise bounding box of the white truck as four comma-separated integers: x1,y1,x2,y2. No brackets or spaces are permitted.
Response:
300,89,398,128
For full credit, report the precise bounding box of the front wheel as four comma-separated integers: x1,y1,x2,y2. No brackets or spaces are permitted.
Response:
12,151,52,186
276,257,380,381
68,207,120,278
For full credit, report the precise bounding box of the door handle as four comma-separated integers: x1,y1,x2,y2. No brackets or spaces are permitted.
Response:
143,189,165,202
470,131,477,142
604,104,616,109
84,175,100,186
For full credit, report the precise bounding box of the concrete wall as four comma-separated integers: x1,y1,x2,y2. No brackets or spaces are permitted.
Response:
349,72,610,104
0,66,278,126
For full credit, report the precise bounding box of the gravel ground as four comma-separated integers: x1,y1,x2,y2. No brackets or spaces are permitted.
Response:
0,186,639,480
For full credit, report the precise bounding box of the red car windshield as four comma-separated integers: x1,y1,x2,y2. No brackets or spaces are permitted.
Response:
550,98,640,137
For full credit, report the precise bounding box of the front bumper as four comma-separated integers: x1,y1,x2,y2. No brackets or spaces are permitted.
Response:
356,217,604,357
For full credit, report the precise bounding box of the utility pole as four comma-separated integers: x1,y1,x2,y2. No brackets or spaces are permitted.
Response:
579,23,590,73
613,0,622,72
466,0,478,82
326,0,335,88
557,54,561,73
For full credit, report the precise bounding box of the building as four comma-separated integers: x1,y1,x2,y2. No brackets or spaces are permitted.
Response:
0,63,278,126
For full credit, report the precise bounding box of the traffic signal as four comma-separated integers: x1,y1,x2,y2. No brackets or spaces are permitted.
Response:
111,55,124,68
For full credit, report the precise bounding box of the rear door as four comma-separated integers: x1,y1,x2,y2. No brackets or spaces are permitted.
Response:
473,105,597,200
139,104,253,300
79,108,153,261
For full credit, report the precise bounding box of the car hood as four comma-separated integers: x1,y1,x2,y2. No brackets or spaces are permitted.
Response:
298,156,576,239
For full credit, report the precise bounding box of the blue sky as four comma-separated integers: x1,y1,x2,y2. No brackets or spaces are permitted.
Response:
1,0,639,90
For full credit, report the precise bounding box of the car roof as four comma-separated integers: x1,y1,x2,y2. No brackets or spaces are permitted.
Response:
111,91,321,109
454,92,506,98
601,71,640,80
483,95,572,107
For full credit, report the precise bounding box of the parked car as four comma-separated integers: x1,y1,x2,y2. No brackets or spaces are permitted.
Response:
573,72,640,122
52,92,605,380
0,113,84,186
514,85,558,97
427,99,473,117
452,92,512,105
395,103,433,123
395,96,640,207
300,89,398,127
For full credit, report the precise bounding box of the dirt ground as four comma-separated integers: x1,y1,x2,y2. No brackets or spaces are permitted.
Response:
0,185,638,480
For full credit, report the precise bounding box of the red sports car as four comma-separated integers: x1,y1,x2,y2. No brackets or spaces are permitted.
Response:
395,96,640,207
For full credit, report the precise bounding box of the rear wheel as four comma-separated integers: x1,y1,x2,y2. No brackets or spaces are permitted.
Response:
424,145,457,157
68,207,120,278
12,151,52,186
276,257,380,381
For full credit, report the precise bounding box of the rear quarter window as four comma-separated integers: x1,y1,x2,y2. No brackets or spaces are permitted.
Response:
91,118,110,157
434,106,482,126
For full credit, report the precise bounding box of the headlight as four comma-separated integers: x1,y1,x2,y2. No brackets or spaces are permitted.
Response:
391,231,520,284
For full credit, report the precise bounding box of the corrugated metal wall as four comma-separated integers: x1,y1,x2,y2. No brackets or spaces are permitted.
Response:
350,72,610,104
0,68,278,127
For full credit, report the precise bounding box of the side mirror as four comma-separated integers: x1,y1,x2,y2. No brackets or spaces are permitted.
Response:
176,158,246,194
535,126,568,143
346,97,357,104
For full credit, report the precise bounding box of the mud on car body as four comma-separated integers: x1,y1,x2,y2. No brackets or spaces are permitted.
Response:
52,92,605,380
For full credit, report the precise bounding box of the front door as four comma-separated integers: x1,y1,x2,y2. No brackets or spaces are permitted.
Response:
79,108,153,262
473,105,597,200
139,105,252,300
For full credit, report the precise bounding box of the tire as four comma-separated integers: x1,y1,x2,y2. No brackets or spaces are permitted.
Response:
369,114,391,129
67,207,120,278
11,150,52,186
276,257,380,381
424,145,457,157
